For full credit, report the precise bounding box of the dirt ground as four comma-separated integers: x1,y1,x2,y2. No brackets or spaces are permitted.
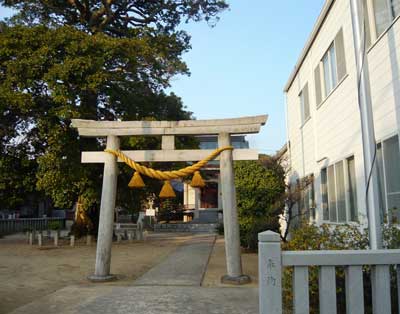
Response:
0,233,190,314
202,236,259,287
0,233,259,314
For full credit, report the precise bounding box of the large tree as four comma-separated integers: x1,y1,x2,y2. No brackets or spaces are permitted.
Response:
3,0,228,36
0,1,228,211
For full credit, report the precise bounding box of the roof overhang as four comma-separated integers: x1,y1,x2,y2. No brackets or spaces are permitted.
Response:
283,0,335,93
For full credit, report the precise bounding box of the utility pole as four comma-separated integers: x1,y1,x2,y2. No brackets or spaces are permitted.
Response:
349,0,382,249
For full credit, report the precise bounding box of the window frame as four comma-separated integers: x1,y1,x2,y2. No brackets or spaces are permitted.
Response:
376,134,400,222
298,174,316,222
315,28,347,107
365,0,400,46
299,83,311,126
321,168,330,221
322,44,338,97
345,156,359,222
320,156,358,223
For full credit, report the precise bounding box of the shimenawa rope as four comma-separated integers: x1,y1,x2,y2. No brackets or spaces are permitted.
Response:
104,146,234,180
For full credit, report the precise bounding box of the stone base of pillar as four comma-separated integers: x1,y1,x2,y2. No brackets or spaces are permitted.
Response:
221,274,251,285
87,274,118,282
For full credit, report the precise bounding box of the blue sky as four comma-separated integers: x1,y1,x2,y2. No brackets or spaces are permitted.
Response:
0,1,325,154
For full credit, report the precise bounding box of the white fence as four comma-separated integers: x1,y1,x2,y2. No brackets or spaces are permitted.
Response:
0,218,66,236
259,230,400,314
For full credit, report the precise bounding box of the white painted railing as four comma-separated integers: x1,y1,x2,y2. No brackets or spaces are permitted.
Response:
258,230,400,314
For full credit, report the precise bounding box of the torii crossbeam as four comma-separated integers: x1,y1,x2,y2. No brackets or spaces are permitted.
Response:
71,115,268,284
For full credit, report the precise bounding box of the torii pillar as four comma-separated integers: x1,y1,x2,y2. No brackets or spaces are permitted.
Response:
89,135,119,281
71,115,268,284
219,132,248,284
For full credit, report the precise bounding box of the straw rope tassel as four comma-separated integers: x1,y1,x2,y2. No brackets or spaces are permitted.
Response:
191,171,205,188
159,181,176,198
128,172,145,188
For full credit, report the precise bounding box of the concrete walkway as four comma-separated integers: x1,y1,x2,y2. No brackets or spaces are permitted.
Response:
134,235,215,286
10,285,259,314
9,235,259,314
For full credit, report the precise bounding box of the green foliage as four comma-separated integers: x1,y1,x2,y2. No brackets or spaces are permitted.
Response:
234,157,285,250
0,1,226,211
216,222,224,236
3,1,228,37
282,223,400,314
283,223,369,251
142,216,155,231
0,149,38,209
383,222,400,248
240,216,281,251
158,197,183,223
48,220,61,231
70,221,89,238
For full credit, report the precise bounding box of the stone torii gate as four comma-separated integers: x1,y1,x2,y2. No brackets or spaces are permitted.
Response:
71,115,267,284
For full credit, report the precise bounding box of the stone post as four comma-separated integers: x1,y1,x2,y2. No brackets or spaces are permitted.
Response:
37,233,43,247
217,174,223,210
86,234,92,246
136,225,144,241
127,232,133,242
88,135,119,282
194,188,201,210
70,235,75,247
29,232,34,245
53,231,59,247
218,132,250,284
258,231,282,314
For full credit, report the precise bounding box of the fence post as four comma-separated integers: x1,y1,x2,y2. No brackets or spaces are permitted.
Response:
397,265,400,314
37,232,43,247
136,226,143,241
127,232,133,242
29,231,34,245
53,231,59,247
258,230,282,314
86,234,92,246
372,265,391,314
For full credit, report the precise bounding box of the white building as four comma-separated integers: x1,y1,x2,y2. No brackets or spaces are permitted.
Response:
284,0,400,226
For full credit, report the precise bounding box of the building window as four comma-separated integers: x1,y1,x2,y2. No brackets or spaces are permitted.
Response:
299,175,315,221
327,164,338,221
321,168,329,220
299,83,310,125
335,161,347,222
315,29,347,106
314,65,322,106
377,135,400,222
322,44,338,96
372,0,400,36
347,156,358,221
321,156,358,223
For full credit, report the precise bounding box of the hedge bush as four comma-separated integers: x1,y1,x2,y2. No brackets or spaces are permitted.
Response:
234,158,285,250
282,223,400,314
